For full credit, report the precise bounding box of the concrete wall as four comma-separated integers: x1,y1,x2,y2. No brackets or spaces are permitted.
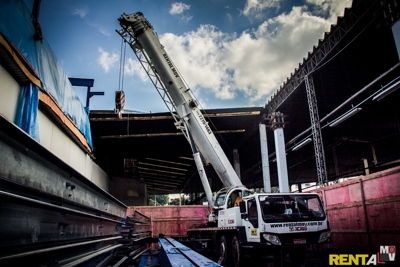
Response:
37,110,109,191
91,160,109,191
0,64,20,122
0,63,109,192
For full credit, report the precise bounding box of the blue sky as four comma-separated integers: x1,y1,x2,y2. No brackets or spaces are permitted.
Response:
23,0,351,113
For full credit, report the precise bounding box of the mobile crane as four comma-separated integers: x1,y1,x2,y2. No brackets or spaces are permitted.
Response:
117,12,331,267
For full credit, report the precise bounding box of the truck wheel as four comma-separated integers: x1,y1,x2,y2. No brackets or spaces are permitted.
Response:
218,235,230,265
273,250,284,267
231,236,241,267
289,245,306,266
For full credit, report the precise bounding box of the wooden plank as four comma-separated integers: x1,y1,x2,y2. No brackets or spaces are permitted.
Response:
0,34,41,88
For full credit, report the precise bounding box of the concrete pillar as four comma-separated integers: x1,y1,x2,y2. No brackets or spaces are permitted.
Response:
298,183,302,193
270,112,289,193
363,158,370,175
274,127,289,193
259,123,271,193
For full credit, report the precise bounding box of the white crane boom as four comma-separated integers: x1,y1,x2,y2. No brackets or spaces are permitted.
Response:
117,12,243,198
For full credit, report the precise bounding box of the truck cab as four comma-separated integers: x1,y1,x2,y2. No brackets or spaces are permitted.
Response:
239,193,331,248
209,186,253,226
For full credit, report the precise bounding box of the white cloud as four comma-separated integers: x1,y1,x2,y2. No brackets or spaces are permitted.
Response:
161,26,237,100
88,23,111,36
227,13,233,23
97,48,119,73
242,0,282,18
98,27,111,36
169,2,191,15
124,58,148,81
305,0,351,22
169,2,193,23
72,6,88,18
228,6,331,101
155,1,351,105
180,15,193,24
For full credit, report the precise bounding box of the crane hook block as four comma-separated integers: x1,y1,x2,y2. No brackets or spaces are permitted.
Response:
115,91,125,111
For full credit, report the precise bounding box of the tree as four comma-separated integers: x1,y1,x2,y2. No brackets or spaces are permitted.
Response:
169,198,180,205
148,194,169,206
169,195,187,205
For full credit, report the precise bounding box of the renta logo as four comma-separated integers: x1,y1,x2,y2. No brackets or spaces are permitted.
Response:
329,246,396,265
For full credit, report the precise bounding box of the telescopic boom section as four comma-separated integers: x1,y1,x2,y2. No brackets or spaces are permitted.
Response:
117,12,242,188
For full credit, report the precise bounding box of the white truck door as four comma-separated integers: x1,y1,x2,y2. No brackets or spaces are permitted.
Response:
243,199,260,242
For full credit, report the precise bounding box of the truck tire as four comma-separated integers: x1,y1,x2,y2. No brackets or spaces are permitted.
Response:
289,245,306,266
231,236,241,267
218,235,230,265
273,249,285,267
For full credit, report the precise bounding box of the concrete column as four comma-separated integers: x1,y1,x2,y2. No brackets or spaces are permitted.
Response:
298,183,302,193
274,127,289,193
363,158,370,175
259,123,271,193
270,112,289,193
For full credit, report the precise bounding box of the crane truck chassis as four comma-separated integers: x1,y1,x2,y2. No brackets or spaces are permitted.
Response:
117,12,331,266
187,187,331,266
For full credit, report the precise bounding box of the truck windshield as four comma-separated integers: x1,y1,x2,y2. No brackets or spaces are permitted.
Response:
259,194,325,222
214,189,253,207
214,192,227,207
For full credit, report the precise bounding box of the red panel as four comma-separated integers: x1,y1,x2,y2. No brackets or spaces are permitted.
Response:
348,182,363,203
363,173,400,201
127,205,209,237
367,202,400,231
313,166,400,254
328,206,366,231
370,234,400,253
331,233,369,254
325,186,351,207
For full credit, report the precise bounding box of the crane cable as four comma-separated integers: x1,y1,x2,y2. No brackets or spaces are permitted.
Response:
118,39,128,123
118,38,127,92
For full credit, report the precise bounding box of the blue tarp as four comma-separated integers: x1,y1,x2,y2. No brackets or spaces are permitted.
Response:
0,0,93,149
15,83,40,141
